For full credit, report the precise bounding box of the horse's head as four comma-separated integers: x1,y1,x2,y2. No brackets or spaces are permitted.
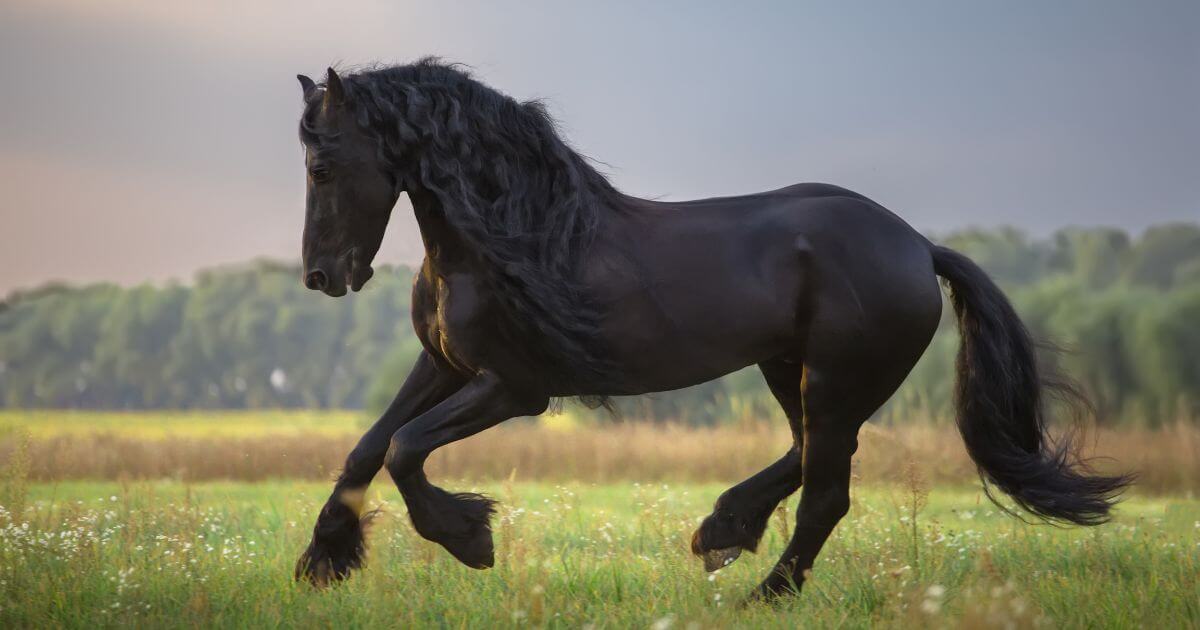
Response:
296,68,398,297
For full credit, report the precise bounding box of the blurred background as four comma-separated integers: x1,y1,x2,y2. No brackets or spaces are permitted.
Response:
0,1,1197,488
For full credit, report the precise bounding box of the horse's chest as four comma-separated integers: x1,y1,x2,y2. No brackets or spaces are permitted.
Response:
419,273,493,373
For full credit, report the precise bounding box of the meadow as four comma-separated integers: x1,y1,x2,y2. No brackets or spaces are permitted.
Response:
1,410,1196,492
1,411,1198,628
2,481,1198,628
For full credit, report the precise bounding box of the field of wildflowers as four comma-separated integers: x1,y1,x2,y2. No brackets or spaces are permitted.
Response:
1,411,1197,627
1,480,1196,628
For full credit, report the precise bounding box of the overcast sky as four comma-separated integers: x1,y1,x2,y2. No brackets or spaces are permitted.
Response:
1,0,1196,295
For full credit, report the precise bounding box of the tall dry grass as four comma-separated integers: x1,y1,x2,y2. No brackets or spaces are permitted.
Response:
1,419,1196,494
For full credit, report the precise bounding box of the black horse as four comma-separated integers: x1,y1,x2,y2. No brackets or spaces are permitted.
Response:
293,60,1131,599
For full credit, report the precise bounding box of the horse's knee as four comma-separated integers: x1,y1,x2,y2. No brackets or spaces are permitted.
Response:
384,431,423,481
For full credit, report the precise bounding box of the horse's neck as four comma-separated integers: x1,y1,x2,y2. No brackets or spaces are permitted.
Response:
406,178,632,274
408,187,471,270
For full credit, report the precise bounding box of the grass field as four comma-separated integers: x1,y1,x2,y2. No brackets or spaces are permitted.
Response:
1,480,1198,628
1,411,1198,627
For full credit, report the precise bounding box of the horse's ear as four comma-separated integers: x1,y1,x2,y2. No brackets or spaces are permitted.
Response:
297,74,317,100
324,67,344,106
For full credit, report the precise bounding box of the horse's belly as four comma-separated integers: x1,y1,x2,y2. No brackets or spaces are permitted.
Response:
593,253,808,393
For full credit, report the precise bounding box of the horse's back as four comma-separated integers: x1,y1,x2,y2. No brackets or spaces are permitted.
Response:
637,181,938,309
585,183,938,394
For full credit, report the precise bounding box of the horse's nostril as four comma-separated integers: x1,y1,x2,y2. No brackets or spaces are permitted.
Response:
305,270,328,291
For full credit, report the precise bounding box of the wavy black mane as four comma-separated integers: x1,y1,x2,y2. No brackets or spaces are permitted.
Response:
303,59,624,393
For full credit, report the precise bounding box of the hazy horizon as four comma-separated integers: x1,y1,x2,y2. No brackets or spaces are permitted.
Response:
2,0,1197,295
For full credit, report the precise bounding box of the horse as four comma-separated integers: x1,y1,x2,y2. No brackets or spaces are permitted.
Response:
292,59,1131,600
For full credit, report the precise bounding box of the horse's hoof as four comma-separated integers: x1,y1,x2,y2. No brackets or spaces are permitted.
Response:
702,546,743,572
445,540,494,570
440,522,495,569
295,552,346,589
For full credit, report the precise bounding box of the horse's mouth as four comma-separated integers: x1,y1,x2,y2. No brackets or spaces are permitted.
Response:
317,252,374,297
343,247,374,294
348,264,374,293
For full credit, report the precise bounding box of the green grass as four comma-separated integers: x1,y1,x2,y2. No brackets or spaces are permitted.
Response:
1,481,1196,628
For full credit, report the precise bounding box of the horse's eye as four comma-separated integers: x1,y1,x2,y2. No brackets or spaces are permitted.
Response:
309,167,331,182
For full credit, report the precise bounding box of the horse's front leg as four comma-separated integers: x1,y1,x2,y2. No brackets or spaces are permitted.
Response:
384,371,548,569
296,351,465,586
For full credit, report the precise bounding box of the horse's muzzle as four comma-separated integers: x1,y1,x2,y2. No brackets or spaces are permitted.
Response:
303,252,373,297
303,256,348,297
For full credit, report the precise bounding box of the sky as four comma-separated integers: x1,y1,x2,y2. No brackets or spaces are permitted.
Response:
0,0,1197,295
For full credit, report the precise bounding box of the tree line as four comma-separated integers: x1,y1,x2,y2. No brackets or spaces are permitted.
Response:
1,223,1197,426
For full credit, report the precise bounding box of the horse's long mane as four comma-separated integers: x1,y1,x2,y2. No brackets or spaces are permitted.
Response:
302,59,623,395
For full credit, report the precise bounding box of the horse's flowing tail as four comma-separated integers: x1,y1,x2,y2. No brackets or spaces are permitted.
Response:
931,245,1133,525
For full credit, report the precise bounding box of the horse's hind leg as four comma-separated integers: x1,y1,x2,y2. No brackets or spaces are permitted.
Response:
750,364,863,600
751,349,926,600
692,358,805,571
